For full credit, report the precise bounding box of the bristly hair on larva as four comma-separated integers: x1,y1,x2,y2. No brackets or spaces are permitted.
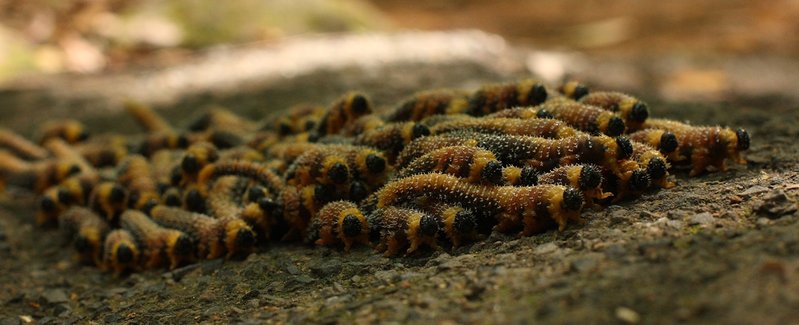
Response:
558,80,590,100
103,229,140,275
150,205,256,259
466,79,549,116
354,121,431,163
394,145,504,185
384,89,470,122
312,92,373,138
579,91,649,131
58,206,109,266
367,206,442,256
627,129,680,161
119,209,195,270
536,97,627,137
198,160,285,197
306,200,369,252
419,201,479,248
430,117,579,139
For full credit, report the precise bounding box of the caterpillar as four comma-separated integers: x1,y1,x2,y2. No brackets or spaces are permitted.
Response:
36,174,98,226
627,129,680,160
117,155,160,211
276,184,333,238
124,101,173,134
501,165,539,187
306,200,369,252
605,160,652,201
341,114,386,136
206,176,249,219
312,92,373,137
374,173,584,235
181,142,219,184
58,206,109,266
536,164,612,204
485,106,553,120
630,141,675,189
197,160,285,196
578,91,649,131
536,98,627,136
43,138,98,179
430,117,579,139
218,147,264,163
268,104,326,136
641,118,750,176
0,153,80,193
181,186,207,213
188,107,256,133
103,229,140,275
150,205,256,259
89,182,128,223
284,148,350,187
318,144,389,188
119,209,195,270
419,201,478,248
353,121,431,162
38,119,89,145
466,79,549,116
74,136,129,168
37,187,67,227
137,132,189,157
367,206,442,256
395,145,504,185
385,89,469,122
0,128,49,160
558,80,590,100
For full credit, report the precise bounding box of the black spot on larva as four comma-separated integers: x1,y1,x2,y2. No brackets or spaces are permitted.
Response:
188,114,212,131
342,214,362,237
419,215,440,237
616,137,633,160
314,185,335,204
57,188,73,205
453,209,477,234
519,167,539,186
349,181,368,202
412,124,431,140
116,244,134,264
482,161,504,185
659,132,679,154
110,185,126,204
629,170,651,192
536,109,553,119
278,122,293,135
77,130,90,142
176,134,190,148
647,157,668,180
562,187,584,211
328,163,349,184
350,94,370,115
606,117,626,137
74,236,90,253
258,198,280,214
304,120,316,131
67,164,82,177
572,85,589,100
235,228,256,250
579,165,603,190
209,131,243,149
184,189,206,213
736,128,750,151
629,102,649,122
141,200,158,215
174,235,194,257
248,186,266,203
164,192,181,207
365,154,386,174
181,155,199,174
529,84,548,105
169,167,183,186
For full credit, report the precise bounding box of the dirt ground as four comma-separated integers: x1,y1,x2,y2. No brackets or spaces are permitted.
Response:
1,36,799,324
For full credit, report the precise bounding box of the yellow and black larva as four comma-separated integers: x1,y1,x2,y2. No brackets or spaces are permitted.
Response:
38,119,90,144
180,142,219,185
198,160,285,196
306,200,369,252
501,165,540,187
353,121,431,162
466,79,549,116
375,173,584,236
385,89,470,122
284,147,351,187
44,138,98,179
74,136,129,168
188,107,257,133
0,154,81,194
125,101,189,156
341,114,386,137
605,159,652,201
430,117,579,139
265,104,326,136
536,98,627,136
117,155,160,211
119,209,195,270
277,184,337,238
58,206,109,266
641,118,750,176
394,145,504,185
536,164,612,204
395,134,477,169
312,92,373,138
630,141,674,189
89,182,128,223
420,201,479,248
150,205,256,259
0,128,49,160
579,91,649,131
627,129,680,160
367,206,442,256
558,80,590,100
103,229,140,275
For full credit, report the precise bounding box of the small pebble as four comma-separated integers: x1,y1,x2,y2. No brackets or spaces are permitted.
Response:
615,307,640,324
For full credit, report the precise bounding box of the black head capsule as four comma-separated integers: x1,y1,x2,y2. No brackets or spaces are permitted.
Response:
174,234,194,257
66,164,82,177
304,120,316,131
314,184,335,204
350,94,371,115
235,228,256,250
615,137,633,160
519,166,539,186
629,169,651,192
184,189,206,213
659,132,679,154
116,244,134,264
481,160,504,185
248,186,267,203
278,122,293,135
342,214,363,238
181,155,199,174
629,102,649,122
109,185,126,204
579,165,603,190
258,197,280,215
164,191,182,207
328,162,349,184
412,124,431,140
606,117,626,137
176,134,190,149
349,181,369,202
528,84,549,105
76,130,90,142
419,215,440,237
536,109,553,119
562,187,584,211
571,84,589,100
57,188,73,205
74,236,91,253
453,209,477,234
40,196,58,213
141,200,158,215
736,128,750,151
365,154,386,174
646,157,668,180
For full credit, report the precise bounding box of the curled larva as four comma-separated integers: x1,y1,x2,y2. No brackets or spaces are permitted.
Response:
385,89,470,122
375,173,584,235
119,209,194,270
430,117,579,139
627,129,680,161
150,205,256,259
368,206,442,256
103,229,140,275
579,91,649,131
0,128,49,160
285,148,350,186
306,200,369,252
420,201,478,248
537,98,627,136
395,145,503,185
558,80,590,100
38,119,89,144
89,182,128,223
117,155,160,211
198,160,284,196
466,79,549,116
58,206,109,266
354,121,431,162
312,92,373,137
630,141,675,189
642,118,750,176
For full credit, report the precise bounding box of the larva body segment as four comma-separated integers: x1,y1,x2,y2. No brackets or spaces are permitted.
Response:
150,205,256,259
321,144,389,187
558,80,590,100
630,141,674,189
124,101,173,134
119,209,194,270
38,119,89,144
605,159,652,201
368,206,442,256
285,148,350,187
181,142,219,185
117,155,160,211
486,106,553,120
43,138,97,179
642,119,750,176
395,145,503,185
354,122,431,162
137,132,189,157
312,92,373,137
537,164,612,204
0,128,49,160
198,160,285,196
420,201,478,248
395,135,476,169
430,117,579,139
268,104,326,136
58,207,109,266
466,79,549,116
579,91,649,131
188,107,256,133
385,90,469,122
341,114,386,136
501,166,539,187
6,159,82,194
206,176,248,219
627,129,680,161
103,229,140,275
75,137,128,168
537,98,626,136
307,200,369,252
218,147,265,163
89,182,128,223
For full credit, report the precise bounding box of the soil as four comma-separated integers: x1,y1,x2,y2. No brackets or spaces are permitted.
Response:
1,38,798,324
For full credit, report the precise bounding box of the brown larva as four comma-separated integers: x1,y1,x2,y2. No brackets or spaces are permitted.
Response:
368,206,442,256
630,141,675,189
0,128,49,160
38,119,89,145
58,206,110,266
285,148,351,187
353,121,431,162
180,142,219,184
188,107,257,133
535,98,627,136
558,80,590,100
197,160,285,196
268,104,326,136
395,145,504,185
306,200,369,252
74,136,129,168
395,134,477,169
119,209,195,270
419,201,478,248
627,129,680,161
312,92,373,137
117,155,160,211
124,101,173,134
466,79,549,116
385,89,470,122
537,164,612,205
103,229,140,275
430,117,579,139
89,182,128,223
150,205,256,259
579,91,649,131
340,114,386,136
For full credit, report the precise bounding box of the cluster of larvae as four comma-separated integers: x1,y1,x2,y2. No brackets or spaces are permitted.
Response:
0,79,750,274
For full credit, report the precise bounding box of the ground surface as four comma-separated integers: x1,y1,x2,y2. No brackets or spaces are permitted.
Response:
1,32,799,324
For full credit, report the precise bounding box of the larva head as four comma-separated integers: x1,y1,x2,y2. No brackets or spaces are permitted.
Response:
561,81,589,100
627,101,649,123
347,93,372,116
59,120,90,143
646,157,668,180
349,181,369,202
182,142,218,174
579,165,603,190
605,116,626,137
481,160,504,185
108,184,127,204
56,187,74,205
226,219,257,255
736,128,750,151
419,214,441,238
659,132,679,154
114,242,137,265
183,188,206,213
40,190,61,215
453,209,477,235
247,185,268,204
364,153,387,174
340,211,368,239
519,166,539,186
313,184,335,204
323,157,349,185
629,169,651,192
76,227,103,257
410,123,431,141
561,187,584,212
167,231,195,261
536,109,553,119
105,230,139,270
615,137,634,160
162,187,182,207
522,81,549,105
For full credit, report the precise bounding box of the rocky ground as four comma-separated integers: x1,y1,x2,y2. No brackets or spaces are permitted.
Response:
1,32,798,324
